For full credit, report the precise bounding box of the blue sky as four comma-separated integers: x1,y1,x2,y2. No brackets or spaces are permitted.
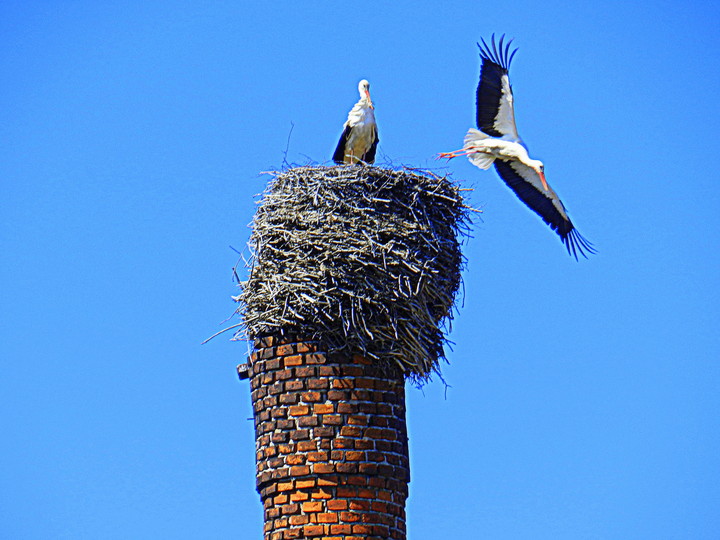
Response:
2,1,719,538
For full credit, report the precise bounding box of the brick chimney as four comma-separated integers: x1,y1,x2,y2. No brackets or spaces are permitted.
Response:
245,336,408,539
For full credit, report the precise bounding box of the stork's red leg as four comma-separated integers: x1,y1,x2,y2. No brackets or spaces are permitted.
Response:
436,147,472,160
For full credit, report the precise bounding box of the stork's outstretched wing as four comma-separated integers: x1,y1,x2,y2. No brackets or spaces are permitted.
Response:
493,159,595,260
477,34,520,142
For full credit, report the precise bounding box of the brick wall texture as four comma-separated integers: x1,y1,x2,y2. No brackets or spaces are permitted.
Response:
248,336,410,540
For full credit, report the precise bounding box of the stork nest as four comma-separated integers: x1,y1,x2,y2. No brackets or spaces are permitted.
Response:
235,165,471,382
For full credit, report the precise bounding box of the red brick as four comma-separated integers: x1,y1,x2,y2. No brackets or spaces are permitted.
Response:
275,368,294,381
339,426,362,437
313,403,334,414
288,405,309,416
266,507,280,519
367,451,386,462
284,354,303,366
339,511,362,523
279,393,299,404
336,462,358,474
281,503,300,515
347,415,368,426
301,391,322,403
308,378,329,390
363,427,386,439
357,488,376,499
305,353,327,365
317,512,338,523
289,514,310,526
295,342,317,353
307,451,328,462
298,416,318,427
297,440,317,452
354,439,373,450
358,463,378,475
317,476,338,487
318,365,340,376
322,415,343,426
290,491,309,502
296,479,316,489
290,429,309,440
258,346,275,359
349,390,370,400
336,487,356,497
275,344,294,356
302,501,323,513
332,438,354,449
327,499,348,511
352,524,373,534
329,524,352,534
310,488,332,500
295,366,316,378
336,403,356,414
277,481,294,492
345,451,364,461
286,454,306,465
303,524,324,537
265,358,281,370
312,463,335,474
349,500,370,511
358,402,378,414
347,475,367,486
290,465,310,476
285,380,304,391
314,427,335,437
274,493,289,504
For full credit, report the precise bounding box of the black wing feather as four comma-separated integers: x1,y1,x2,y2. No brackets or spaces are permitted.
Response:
476,34,517,137
493,159,596,260
361,132,379,164
332,125,352,164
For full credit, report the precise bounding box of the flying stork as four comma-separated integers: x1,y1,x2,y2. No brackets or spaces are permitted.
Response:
439,35,595,260
333,79,379,165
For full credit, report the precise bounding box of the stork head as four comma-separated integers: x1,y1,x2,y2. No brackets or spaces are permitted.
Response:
529,159,549,191
358,79,374,109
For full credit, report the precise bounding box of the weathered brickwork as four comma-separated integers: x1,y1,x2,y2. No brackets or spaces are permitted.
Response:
247,336,409,540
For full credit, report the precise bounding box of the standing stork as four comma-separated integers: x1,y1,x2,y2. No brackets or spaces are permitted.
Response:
333,79,379,165
439,35,595,260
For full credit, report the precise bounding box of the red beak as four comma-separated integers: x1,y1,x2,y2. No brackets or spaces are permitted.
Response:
538,170,549,191
366,90,374,109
